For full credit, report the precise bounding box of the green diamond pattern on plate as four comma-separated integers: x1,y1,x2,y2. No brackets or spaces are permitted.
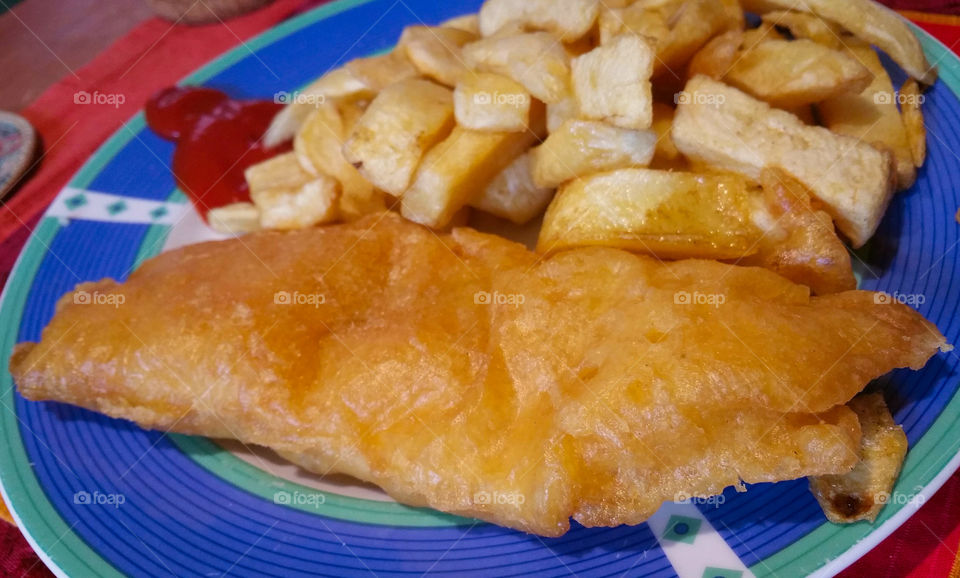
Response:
106,201,127,215
702,567,743,578
64,194,87,210
662,514,701,544
150,206,168,220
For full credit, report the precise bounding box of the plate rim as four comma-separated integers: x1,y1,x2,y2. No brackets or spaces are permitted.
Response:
0,6,958,578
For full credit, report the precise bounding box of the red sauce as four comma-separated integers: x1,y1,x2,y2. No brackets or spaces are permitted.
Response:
145,86,290,216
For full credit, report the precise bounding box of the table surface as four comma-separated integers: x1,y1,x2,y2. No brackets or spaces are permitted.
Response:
0,0,152,112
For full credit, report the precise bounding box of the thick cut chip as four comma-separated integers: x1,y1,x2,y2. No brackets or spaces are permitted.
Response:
819,43,916,190
650,102,687,170
760,11,845,49
742,0,936,84
399,25,477,87
295,104,385,221
672,76,895,248
737,170,856,295
401,108,544,228
600,0,738,77
12,214,946,536
572,35,654,130
345,49,419,92
537,168,767,259
207,202,261,236
463,32,572,103
343,79,455,196
901,79,927,169
245,152,339,230
656,0,740,76
478,0,599,41
442,13,479,35
530,120,656,188
724,39,873,108
740,21,786,51
470,152,554,224
264,67,373,147
810,393,909,523
547,96,580,134
688,29,743,80
454,73,532,132
597,3,665,47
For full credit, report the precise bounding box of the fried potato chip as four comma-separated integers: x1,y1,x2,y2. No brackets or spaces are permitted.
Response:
295,103,385,221
245,152,340,230
672,76,895,248
742,0,936,84
471,152,555,224
454,73,532,132
810,393,908,524
819,43,917,190
657,0,740,77
530,120,656,188
345,49,419,92
337,97,369,132
263,67,373,147
597,3,665,47
572,34,654,130
463,32,572,103
478,0,599,41
207,202,261,235
687,29,743,80
401,108,545,228
740,21,787,50
719,0,746,31
601,0,737,78
649,102,687,170
399,25,477,87
760,10,845,49
737,169,856,295
546,96,580,133
441,13,480,35
901,79,927,168
343,79,455,196
724,39,873,108
537,168,766,259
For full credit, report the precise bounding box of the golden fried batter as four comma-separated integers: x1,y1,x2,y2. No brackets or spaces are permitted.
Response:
10,214,946,536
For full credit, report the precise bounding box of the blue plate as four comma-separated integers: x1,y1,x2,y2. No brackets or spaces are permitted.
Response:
1,2,959,576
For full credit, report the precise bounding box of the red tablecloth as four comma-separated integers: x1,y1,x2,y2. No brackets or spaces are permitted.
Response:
1,1,959,576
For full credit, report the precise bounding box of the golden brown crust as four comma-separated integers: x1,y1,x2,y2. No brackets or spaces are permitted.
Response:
10,214,946,536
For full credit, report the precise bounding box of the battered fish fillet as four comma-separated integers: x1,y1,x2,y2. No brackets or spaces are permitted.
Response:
10,214,946,536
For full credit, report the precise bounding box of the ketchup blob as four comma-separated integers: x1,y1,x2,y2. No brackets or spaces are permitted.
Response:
145,86,290,216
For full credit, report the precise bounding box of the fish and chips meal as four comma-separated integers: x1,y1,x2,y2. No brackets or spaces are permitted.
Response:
10,0,952,536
